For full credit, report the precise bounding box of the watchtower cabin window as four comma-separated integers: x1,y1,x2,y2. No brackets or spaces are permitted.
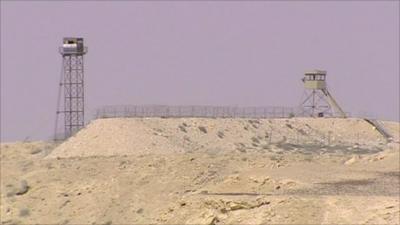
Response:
305,74,314,81
316,75,325,81
305,74,325,81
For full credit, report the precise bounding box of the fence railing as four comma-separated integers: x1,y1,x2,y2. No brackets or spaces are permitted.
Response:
94,105,296,119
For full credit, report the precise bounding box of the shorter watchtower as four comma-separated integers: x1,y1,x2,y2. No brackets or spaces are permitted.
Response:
299,70,346,118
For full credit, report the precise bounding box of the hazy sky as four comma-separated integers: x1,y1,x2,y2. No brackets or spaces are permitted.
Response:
1,1,399,142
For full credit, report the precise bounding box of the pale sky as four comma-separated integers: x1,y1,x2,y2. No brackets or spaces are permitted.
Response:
1,1,399,142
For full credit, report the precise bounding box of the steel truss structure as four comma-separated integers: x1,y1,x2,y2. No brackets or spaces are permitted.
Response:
61,55,85,137
299,89,333,117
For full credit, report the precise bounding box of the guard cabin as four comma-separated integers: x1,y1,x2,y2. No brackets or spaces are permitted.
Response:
59,37,87,56
303,70,327,90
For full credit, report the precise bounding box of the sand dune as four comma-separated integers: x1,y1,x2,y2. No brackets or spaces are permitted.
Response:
49,117,390,158
1,118,399,224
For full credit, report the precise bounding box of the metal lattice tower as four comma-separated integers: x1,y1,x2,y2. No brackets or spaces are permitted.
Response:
55,37,87,140
299,70,346,118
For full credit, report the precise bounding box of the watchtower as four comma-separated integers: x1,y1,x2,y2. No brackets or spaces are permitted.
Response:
299,70,346,118
55,37,88,140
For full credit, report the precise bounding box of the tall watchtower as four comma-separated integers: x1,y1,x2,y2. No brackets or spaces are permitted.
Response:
299,70,346,118
55,37,88,139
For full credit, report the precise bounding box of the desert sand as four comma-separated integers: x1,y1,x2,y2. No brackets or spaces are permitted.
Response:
1,117,399,224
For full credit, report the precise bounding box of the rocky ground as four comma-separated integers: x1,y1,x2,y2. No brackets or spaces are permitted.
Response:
1,118,399,224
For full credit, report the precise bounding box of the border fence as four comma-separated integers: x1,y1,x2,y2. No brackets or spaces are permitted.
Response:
94,105,297,119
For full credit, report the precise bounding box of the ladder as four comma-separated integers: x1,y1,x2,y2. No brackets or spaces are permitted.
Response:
321,89,347,118
364,118,393,142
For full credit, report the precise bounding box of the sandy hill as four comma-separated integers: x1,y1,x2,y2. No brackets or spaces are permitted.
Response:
49,117,396,158
1,118,399,224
